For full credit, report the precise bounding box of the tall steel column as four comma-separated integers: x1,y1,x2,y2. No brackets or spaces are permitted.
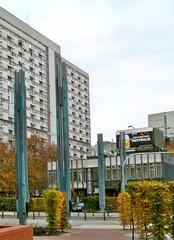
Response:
56,62,71,212
14,70,29,225
119,131,126,192
97,133,105,212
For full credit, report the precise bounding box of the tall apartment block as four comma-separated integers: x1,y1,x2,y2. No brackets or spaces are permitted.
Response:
148,111,174,139
0,7,91,161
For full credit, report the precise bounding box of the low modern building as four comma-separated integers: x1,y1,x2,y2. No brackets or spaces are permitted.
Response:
90,141,116,157
148,111,174,140
48,152,174,197
0,7,91,161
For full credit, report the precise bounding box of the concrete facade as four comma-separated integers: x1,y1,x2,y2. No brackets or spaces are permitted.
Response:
148,111,174,139
0,7,91,161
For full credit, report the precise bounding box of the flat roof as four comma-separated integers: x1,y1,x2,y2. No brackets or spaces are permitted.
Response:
0,7,60,53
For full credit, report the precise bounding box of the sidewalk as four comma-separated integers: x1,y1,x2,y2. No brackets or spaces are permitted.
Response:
0,212,139,240
0,212,120,228
34,229,139,240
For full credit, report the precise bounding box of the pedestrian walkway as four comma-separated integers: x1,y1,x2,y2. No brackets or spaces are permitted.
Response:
34,229,139,240
0,212,139,240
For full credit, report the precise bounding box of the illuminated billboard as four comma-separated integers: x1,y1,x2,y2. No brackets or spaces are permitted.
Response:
116,127,154,150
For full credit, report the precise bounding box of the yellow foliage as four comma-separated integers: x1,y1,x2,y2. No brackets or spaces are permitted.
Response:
117,192,132,228
43,190,67,232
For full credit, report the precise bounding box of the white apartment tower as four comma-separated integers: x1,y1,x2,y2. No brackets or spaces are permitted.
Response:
0,7,91,161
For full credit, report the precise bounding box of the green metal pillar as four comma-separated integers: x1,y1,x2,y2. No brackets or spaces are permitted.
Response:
14,70,29,224
119,131,126,192
56,62,71,212
97,133,105,212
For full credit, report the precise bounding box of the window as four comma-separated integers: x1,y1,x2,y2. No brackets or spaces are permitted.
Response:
7,45,12,52
143,165,148,179
8,76,12,81
39,53,42,60
30,67,34,72
29,57,34,63
136,166,141,179
29,48,33,56
19,51,23,57
39,63,42,71
30,76,34,82
8,56,12,64
156,163,161,178
112,167,117,180
150,164,155,178
7,35,12,42
130,166,135,179
39,72,42,79
18,40,22,47
8,65,12,72
18,61,23,67
106,167,111,180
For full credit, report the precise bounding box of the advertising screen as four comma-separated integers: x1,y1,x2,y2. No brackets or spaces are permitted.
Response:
116,128,153,150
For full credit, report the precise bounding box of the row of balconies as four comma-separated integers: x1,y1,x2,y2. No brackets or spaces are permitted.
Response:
0,46,46,71
1,32,46,60
67,70,89,86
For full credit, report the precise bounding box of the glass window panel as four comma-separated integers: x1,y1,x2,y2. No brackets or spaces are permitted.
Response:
150,164,155,178
130,166,135,179
136,166,141,179
143,165,148,179
156,163,162,178
112,167,117,180
74,171,77,181
106,167,111,180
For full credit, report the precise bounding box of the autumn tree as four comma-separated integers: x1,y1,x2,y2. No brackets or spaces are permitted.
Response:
0,141,15,194
27,135,57,196
46,143,57,189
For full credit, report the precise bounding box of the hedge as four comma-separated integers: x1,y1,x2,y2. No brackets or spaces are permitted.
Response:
0,197,45,212
82,196,118,212
43,190,67,232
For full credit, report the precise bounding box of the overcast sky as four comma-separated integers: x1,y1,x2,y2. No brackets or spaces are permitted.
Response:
1,0,174,144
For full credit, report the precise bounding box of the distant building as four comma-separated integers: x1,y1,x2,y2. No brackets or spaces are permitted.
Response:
48,152,174,196
0,7,91,161
90,141,116,157
148,111,174,140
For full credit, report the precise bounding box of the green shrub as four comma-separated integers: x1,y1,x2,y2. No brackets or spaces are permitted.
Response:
29,198,45,212
105,196,118,212
0,197,16,211
83,196,99,212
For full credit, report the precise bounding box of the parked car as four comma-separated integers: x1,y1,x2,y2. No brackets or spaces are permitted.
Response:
72,202,84,212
